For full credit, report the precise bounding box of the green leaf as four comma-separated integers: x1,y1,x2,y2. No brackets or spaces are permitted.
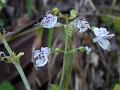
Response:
113,19,120,34
69,9,77,19
113,84,120,90
100,15,120,34
0,0,6,8
0,81,14,90
100,15,112,26
52,7,60,15
50,84,59,90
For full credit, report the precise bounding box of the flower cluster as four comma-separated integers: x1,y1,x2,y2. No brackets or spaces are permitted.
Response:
33,47,51,67
39,11,115,50
39,12,90,33
33,9,115,67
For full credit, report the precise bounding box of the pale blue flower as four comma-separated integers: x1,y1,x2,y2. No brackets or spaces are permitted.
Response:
93,27,115,51
33,47,51,67
76,19,90,33
40,13,57,28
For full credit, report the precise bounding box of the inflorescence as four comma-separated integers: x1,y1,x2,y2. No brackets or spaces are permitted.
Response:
32,8,115,67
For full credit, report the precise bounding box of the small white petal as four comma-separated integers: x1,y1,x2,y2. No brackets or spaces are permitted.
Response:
41,47,51,56
40,13,57,28
93,27,102,36
35,56,48,67
93,37,98,43
99,27,109,35
85,46,91,54
97,38,111,51
93,27,114,38
76,19,90,33
33,50,41,58
103,34,115,39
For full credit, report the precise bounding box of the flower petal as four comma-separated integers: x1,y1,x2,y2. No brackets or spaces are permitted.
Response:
35,56,48,67
98,38,111,51
41,13,57,28
76,19,90,33
85,46,91,54
33,50,41,58
93,27,102,36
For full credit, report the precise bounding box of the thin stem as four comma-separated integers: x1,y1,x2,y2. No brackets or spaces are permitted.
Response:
64,52,74,90
2,36,12,54
59,24,68,90
14,63,31,90
1,35,31,90
48,28,53,89
48,28,53,48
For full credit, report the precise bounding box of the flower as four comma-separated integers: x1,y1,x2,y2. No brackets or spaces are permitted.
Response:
40,12,57,28
92,27,115,51
40,47,51,57
84,46,92,54
33,47,51,67
76,19,90,33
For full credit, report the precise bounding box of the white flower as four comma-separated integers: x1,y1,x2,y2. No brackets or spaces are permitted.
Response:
93,27,115,51
40,47,51,57
40,12,57,28
85,46,91,54
35,56,48,67
33,50,41,58
76,19,90,33
33,47,51,67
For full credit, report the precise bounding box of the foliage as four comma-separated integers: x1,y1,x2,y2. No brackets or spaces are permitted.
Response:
52,7,60,15
101,15,120,34
113,84,120,90
69,9,77,19
0,81,14,90
25,0,32,18
0,0,6,9
50,84,59,90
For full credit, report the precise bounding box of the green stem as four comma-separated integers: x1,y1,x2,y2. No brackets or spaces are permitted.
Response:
48,29,53,89
14,63,31,90
59,29,68,90
59,17,75,90
48,29,53,48
64,52,74,90
1,35,31,90
2,37,12,54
